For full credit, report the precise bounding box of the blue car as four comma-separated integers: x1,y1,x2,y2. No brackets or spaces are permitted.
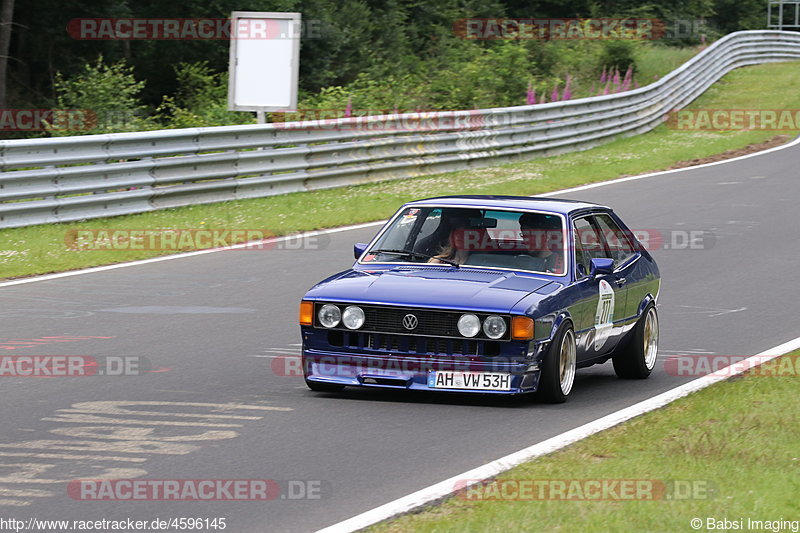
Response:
298,195,660,402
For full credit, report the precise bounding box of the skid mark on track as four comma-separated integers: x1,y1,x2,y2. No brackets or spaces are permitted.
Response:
676,305,747,317
0,336,115,351
0,400,292,507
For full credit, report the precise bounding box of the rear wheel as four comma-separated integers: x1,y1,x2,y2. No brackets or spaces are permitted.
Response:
305,380,346,392
536,322,577,403
613,303,658,379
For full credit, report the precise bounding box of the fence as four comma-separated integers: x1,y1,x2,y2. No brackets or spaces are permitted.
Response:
2,30,800,228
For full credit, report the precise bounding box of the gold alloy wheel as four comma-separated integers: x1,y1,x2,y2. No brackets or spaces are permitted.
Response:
643,307,659,370
559,328,577,395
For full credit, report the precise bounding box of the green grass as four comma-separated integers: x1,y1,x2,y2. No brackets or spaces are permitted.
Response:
1,61,799,280
367,352,800,533
635,45,701,83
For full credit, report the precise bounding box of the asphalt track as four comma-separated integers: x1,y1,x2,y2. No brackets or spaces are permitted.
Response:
0,137,798,532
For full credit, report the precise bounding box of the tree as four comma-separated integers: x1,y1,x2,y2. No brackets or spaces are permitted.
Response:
0,0,13,109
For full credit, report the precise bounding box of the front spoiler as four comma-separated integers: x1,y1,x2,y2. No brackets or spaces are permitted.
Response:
303,349,541,394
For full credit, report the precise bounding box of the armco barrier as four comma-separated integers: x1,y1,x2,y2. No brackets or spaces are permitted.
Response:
1,31,800,228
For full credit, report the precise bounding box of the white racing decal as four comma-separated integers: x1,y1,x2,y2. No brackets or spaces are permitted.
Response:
594,279,615,351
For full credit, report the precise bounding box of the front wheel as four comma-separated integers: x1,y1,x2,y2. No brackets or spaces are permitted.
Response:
536,322,577,403
613,303,659,379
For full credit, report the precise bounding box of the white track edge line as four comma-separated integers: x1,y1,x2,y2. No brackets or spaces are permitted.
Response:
540,132,800,197
2,134,798,289
0,221,386,288
315,334,800,533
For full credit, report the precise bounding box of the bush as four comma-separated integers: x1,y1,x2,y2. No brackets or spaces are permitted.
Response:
598,40,638,74
50,56,154,136
295,41,535,113
154,62,253,129
428,42,533,109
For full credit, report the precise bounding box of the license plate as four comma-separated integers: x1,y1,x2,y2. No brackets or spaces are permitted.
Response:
427,371,512,391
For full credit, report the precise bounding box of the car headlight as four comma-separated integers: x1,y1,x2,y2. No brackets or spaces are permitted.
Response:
457,314,481,338
318,304,341,328
483,315,507,339
342,305,365,329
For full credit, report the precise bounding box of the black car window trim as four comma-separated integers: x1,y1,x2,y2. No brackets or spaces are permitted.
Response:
590,212,640,270
571,214,606,281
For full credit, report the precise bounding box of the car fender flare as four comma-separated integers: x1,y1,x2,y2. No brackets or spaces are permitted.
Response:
546,311,574,343
637,293,657,319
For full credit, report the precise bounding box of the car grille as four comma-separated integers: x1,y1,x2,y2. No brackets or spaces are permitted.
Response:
365,307,456,336
326,330,501,357
313,302,511,341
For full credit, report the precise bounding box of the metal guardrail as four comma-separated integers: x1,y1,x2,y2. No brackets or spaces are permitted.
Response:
2,30,800,229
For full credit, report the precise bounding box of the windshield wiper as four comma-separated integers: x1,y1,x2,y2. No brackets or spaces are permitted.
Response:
369,248,460,268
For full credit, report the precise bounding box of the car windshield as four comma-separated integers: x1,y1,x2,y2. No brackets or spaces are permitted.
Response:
362,206,567,275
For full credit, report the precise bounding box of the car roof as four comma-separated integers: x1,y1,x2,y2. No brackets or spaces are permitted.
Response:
404,195,609,216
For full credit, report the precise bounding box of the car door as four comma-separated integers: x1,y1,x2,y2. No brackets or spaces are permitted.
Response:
571,215,627,358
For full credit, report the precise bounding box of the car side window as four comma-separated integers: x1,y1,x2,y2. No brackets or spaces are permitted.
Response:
593,213,636,268
573,217,606,278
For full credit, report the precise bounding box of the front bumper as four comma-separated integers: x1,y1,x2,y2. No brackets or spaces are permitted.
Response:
303,349,542,394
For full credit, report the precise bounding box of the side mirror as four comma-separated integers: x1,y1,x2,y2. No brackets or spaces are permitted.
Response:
354,242,368,259
589,257,614,277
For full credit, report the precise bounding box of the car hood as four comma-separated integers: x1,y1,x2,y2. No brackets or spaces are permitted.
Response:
304,266,555,314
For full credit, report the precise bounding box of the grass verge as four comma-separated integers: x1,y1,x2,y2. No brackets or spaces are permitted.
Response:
1,62,799,280
367,351,800,533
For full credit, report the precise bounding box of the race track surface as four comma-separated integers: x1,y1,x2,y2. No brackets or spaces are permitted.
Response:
0,139,798,532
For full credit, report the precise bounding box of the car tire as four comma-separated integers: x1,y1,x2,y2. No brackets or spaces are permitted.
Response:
305,379,346,392
536,322,577,403
612,303,659,379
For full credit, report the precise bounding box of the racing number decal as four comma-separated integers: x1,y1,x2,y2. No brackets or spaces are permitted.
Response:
593,279,615,350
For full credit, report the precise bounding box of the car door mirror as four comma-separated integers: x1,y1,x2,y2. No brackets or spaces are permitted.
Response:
590,257,614,277
354,242,368,259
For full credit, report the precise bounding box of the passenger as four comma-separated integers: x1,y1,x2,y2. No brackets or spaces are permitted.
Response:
414,208,473,258
428,223,472,265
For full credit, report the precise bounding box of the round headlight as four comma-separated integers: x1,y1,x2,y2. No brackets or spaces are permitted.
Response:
457,314,481,338
483,315,507,339
318,304,341,328
342,306,365,329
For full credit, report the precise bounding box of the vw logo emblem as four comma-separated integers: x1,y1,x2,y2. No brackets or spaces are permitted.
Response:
402,314,418,330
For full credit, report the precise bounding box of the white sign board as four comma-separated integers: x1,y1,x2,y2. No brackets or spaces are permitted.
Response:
228,11,300,112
